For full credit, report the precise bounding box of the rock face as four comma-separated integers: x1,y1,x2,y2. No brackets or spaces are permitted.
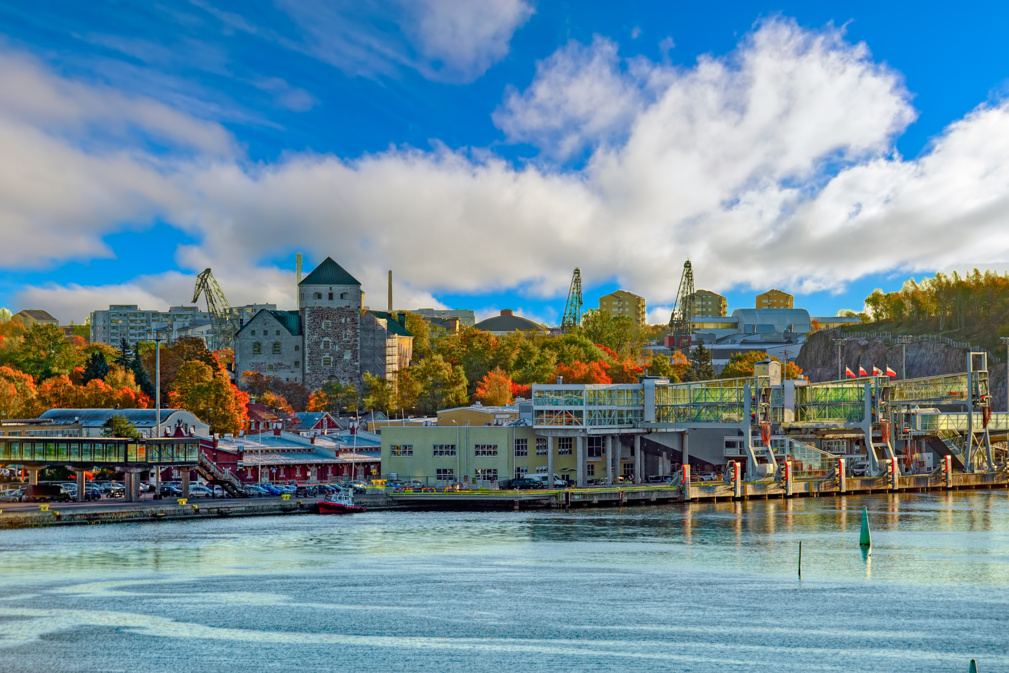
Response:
797,331,1009,411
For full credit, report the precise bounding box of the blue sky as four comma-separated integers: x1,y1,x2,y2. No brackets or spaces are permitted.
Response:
2,1,1009,326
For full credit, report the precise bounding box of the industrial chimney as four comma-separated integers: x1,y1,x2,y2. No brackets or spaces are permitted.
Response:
296,253,303,309
388,270,393,312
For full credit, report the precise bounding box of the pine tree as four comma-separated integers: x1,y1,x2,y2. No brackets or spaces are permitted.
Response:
690,343,715,381
130,342,157,400
81,351,111,384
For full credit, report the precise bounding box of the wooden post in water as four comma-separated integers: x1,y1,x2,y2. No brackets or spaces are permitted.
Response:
798,541,802,580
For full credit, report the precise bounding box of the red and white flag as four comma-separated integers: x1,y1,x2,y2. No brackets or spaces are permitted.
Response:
845,367,856,378
872,366,882,376
886,366,897,378
858,366,868,377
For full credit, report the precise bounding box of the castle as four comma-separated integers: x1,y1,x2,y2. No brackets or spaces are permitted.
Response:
234,257,412,391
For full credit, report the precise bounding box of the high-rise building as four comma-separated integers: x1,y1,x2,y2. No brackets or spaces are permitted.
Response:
598,290,647,327
690,290,728,317
90,304,276,347
755,289,793,310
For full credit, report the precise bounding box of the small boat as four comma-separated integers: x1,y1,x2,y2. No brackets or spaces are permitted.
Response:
317,490,367,515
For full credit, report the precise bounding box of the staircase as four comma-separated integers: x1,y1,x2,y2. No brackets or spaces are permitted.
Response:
925,432,966,470
196,453,249,497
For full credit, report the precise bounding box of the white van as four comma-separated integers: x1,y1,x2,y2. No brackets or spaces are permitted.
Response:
528,473,568,487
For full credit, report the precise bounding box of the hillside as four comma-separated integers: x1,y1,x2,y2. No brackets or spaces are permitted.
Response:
797,330,1009,412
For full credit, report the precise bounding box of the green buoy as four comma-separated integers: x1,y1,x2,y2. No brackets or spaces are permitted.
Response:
859,506,872,552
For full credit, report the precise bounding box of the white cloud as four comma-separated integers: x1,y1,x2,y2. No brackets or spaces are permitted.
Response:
270,0,533,83
12,18,1009,327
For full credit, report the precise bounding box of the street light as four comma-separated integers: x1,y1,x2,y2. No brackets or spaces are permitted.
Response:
896,335,913,379
1001,336,1009,413
832,338,849,380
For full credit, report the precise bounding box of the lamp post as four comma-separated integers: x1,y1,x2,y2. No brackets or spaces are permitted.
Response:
896,335,913,379
1001,336,1009,412
832,338,847,380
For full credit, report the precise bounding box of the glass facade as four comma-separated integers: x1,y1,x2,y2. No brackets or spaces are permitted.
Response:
0,437,199,465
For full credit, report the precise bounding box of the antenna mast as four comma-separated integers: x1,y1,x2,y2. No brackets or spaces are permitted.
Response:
561,268,583,333
669,259,695,349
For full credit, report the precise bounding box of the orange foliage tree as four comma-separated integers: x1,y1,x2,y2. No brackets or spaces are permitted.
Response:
554,361,612,384
169,360,249,435
475,368,514,406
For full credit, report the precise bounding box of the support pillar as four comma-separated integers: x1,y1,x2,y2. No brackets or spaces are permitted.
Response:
633,435,642,484
547,436,555,488
76,470,86,503
681,464,691,499
181,470,190,498
123,473,134,502
605,436,614,484
682,431,690,472
576,436,586,488
27,468,39,486
838,458,846,493
784,460,793,497
732,462,743,499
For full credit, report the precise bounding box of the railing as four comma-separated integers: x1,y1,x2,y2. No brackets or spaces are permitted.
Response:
794,380,865,423
197,453,248,497
918,412,1009,432
891,373,969,403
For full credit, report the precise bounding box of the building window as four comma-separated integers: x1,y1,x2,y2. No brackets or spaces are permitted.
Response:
250,330,255,335
433,444,456,456
322,320,331,330
588,436,604,458
322,356,332,367
436,468,455,482
622,463,634,477
390,444,413,457
314,292,322,300
536,438,547,456
340,292,348,300
272,342,281,354
514,438,528,457
587,463,595,477
267,364,274,371
322,338,331,350
295,345,300,351
558,437,573,455
328,292,333,300
474,444,498,456
475,468,498,482
514,466,528,479
535,466,548,474
253,342,261,354
294,360,300,367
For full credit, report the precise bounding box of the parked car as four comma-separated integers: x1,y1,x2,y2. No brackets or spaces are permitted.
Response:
159,484,182,497
188,484,215,498
24,484,71,502
258,483,281,496
850,460,870,477
275,484,296,495
0,488,24,502
503,478,543,490
348,481,368,493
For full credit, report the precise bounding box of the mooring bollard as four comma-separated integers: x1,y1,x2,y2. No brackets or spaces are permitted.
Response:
784,460,793,497
176,498,187,506
944,455,953,489
890,456,899,491
838,457,846,494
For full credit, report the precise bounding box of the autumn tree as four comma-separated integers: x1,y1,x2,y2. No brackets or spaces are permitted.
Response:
308,379,360,414
170,361,249,435
554,361,612,384
404,354,469,415
362,372,398,416
0,365,39,418
580,310,647,356
10,324,81,379
475,368,514,406
403,312,433,361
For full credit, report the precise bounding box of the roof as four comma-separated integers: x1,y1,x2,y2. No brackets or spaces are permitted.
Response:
235,309,302,338
299,257,360,287
473,309,544,333
37,408,208,428
290,412,335,431
367,311,413,337
15,309,57,322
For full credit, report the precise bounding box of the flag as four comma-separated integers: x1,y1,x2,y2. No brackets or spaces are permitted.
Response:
845,366,856,378
858,366,867,376
872,366,882,376
886,366,897,378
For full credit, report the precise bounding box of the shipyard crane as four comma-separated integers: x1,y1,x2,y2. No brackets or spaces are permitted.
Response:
668,259,695,349
561,268,583,333
192,268,235,351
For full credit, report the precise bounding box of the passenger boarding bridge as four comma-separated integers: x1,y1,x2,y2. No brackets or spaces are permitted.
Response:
532,354,1004,484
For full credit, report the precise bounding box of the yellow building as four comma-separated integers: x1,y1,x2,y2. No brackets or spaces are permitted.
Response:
756,289,793,309
690,290,727,317
599,290,647,327
437,405,519,427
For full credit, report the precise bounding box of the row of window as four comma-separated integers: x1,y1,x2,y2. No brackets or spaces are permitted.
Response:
248,330,286,336
390,444,413,457
474,444,497,456
515,438,571,456
389,438,584,459
252,342,300,355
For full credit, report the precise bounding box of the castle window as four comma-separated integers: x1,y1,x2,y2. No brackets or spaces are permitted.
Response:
295,345,300,351
322,321,331,330
328,292,333,300
322,355,332,366
253,342,261,354
340,292,348,300
250,330,255,336
272,342,281,354
267,364,274,371
322,338,331,350
314,292,322,300
294,361,300,367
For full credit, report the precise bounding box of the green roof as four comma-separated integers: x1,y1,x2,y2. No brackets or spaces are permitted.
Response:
270,310,302,336
368,311,413,337
299,257,360,286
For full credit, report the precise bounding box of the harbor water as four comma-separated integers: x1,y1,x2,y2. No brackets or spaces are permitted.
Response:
1,492,1008,672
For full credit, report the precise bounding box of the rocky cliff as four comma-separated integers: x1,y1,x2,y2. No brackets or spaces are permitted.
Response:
797,331,1009,411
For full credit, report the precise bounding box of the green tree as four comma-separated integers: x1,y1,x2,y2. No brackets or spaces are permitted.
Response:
580,310,645,355
690,343,715,381
406,354,469,415
362,372,398,416
646,353,678,381
129,342,157,399
82,351,111,384
11,324,82,379
403,312,433,361
102,414,142,440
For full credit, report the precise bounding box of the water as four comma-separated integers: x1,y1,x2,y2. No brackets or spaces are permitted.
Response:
1,492,1009,672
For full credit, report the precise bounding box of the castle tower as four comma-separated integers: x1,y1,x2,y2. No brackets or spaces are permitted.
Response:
299,257,363,390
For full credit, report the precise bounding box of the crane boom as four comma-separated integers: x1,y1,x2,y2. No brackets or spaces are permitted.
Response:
192,268,235,350
668,259,695,349
561,268,583,333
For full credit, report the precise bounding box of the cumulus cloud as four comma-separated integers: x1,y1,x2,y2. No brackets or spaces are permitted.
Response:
10,19,1009,326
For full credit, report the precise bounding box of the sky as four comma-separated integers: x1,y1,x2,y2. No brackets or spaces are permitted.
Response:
2,1,1009,327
